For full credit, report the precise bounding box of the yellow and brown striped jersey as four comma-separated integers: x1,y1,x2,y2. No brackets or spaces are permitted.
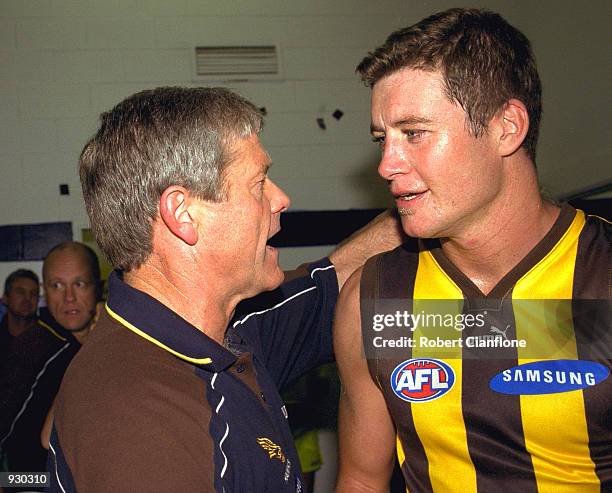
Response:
360,205,611,492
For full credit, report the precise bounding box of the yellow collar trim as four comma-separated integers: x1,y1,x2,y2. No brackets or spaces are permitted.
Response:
38,320,68,342
105,304,212,366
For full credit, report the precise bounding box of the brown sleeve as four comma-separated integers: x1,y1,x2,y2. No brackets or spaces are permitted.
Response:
54,327,216,492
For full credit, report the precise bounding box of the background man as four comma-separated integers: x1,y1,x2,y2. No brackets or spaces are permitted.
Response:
41,242,101,343
48,87,401,492
335,8,611,493
0,269,39,362
0,242,100,481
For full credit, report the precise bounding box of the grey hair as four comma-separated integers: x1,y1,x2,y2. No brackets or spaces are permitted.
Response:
79,86,264,271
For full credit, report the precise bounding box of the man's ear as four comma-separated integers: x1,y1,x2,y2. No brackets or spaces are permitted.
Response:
159,186,198,246
497,98,529,157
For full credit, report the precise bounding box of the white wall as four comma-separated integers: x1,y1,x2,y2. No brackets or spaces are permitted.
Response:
1,0,610,266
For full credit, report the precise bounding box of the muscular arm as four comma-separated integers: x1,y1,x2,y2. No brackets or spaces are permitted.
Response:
335,267,396,492
329,210,404,289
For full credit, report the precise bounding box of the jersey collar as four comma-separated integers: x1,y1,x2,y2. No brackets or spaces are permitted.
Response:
106,271,237,371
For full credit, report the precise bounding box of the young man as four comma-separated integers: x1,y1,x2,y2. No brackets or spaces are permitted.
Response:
48,87,402,492
335,8,611,493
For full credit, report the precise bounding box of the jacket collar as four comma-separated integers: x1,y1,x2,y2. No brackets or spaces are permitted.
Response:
106,271,237,372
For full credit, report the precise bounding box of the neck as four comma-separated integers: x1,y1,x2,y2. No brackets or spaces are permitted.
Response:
124,254,235,344
6,312,37,337
440,165,560,295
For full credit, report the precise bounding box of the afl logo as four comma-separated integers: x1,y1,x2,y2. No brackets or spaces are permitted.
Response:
390,358,455,403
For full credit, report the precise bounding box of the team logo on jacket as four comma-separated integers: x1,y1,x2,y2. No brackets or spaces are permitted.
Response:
257,437,286,463
390,358,455,402
490,359,610,395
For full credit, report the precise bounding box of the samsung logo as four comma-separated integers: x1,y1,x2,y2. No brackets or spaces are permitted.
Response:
490,360,609,395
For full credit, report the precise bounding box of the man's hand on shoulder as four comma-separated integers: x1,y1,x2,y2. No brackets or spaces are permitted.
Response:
329,210,405,289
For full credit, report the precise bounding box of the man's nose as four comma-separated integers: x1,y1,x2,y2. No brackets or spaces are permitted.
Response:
377,140,411,181
64,284,76,302
268,179,291,214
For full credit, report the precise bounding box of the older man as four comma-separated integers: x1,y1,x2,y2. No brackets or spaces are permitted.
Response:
48,87,401,492
0,242,100,480
335,7,611,493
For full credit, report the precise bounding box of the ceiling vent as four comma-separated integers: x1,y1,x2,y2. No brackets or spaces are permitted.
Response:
194,45,281,81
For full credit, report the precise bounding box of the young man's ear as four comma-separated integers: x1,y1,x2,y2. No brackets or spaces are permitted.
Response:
159,186,198,246
497,98,529,157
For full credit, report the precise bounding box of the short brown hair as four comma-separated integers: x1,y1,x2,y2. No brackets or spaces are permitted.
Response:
357,8,542,161
4,269,39,295
79,87,263,271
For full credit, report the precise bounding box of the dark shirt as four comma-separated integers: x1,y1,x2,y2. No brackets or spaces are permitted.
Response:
49,258,338,492
0,309,80,474
0,314,14,368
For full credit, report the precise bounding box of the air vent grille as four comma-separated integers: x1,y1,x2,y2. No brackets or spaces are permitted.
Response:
195,46,279,79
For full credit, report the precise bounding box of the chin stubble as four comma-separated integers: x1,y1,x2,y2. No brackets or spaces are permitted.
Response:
398,207,415,216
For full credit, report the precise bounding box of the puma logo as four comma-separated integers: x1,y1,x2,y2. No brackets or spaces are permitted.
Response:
490,324,511,341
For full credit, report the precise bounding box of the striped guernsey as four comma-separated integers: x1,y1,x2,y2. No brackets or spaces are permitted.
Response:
360,204,611,492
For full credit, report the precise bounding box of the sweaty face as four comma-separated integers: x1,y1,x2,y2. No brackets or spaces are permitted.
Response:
5,278,39,320
201,134,290,299
371,68,503,240
44,249,98,332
